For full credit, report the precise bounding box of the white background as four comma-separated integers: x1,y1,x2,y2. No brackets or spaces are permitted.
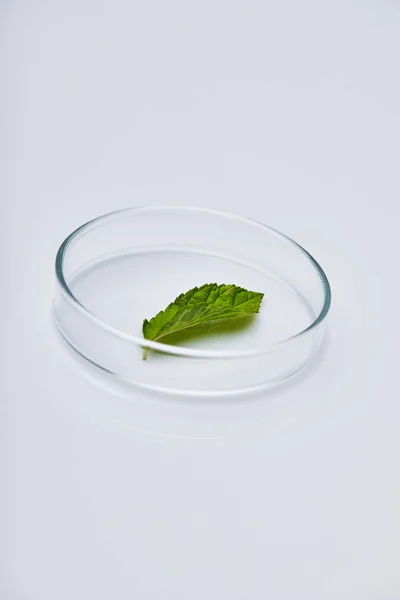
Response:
1,1,400,598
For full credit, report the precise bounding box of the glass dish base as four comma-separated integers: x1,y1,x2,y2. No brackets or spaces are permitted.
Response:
54,207,330,397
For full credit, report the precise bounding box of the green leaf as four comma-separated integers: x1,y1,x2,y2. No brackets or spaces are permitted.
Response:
142,283,264,357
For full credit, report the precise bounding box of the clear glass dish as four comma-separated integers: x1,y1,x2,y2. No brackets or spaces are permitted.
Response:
54,207,331,396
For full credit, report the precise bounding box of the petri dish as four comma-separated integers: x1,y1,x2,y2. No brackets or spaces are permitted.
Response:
54,207,331,396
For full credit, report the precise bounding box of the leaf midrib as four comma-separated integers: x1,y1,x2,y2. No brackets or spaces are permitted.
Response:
150,312,253,343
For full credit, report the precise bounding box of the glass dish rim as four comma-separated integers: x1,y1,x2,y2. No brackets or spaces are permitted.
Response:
54,206,331,359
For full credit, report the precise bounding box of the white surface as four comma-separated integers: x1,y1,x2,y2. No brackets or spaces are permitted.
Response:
1,1,399,598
